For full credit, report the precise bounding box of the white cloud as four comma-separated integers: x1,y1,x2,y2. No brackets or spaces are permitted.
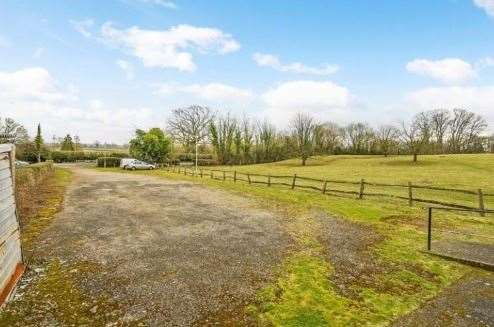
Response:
116,60,135,80
262,80,353,126
70,18,95,38
0,67,157,143
155,82,252,103
474,0,494,17
253,52,339,76
135,0,177,9
406,58,476,84
0,67,77,103
101,23,240,72
406,86,494,128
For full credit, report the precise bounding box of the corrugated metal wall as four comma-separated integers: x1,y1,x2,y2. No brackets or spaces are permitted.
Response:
0,144,23,306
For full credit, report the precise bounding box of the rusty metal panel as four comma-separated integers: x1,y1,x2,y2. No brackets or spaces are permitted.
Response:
0,144,23,307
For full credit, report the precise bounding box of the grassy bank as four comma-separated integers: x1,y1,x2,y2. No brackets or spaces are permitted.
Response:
19,168,72,256
97,154,492,325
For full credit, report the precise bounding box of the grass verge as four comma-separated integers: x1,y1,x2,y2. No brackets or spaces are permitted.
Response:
19,168,72,256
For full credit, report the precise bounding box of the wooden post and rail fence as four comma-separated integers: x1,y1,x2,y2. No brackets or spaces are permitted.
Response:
164,165,492,214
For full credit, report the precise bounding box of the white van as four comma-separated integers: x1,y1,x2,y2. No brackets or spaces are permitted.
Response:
120,158,155,170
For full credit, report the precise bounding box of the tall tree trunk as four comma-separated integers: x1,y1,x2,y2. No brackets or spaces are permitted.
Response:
302,157,306,166
413,153,418,162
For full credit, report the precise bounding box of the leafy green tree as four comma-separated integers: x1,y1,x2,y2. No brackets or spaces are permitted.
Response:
129,128,171,163
61,134,75,151
34,123,44,162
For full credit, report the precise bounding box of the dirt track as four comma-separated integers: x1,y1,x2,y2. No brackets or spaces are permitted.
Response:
33,167,292,325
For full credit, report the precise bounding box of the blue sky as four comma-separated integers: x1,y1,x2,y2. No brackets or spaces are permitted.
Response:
1,0,493,143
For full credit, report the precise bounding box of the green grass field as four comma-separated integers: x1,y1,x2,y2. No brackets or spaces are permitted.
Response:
98,153,494,326
210,154,494,210
214,153,493,190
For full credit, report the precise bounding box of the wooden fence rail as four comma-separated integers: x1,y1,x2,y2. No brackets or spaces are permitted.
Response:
164,166,491,214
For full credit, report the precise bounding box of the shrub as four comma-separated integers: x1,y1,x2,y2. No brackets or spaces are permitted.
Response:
51,151,128,163
97,157,121,167
175,153,214,161
15,142,50,163
196,159,219,166
15,162,55,190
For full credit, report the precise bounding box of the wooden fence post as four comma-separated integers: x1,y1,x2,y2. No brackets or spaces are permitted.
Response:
200,169,203,178
184,167,187,176
322,180,327,194
223,171,226,181
359,179,365,199
247,173,251,184
408,182,413,206
291,174,297,189
268,175,271,187
478,189,485,217
233,171,237,183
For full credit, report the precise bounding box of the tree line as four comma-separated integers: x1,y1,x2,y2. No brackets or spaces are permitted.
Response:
1,106,492,166
165,106,491,165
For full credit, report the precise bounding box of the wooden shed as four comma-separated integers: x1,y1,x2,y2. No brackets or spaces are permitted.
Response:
0,144,24,307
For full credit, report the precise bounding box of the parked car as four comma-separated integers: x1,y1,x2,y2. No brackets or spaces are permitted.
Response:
120,158,155,170
15,160,30,167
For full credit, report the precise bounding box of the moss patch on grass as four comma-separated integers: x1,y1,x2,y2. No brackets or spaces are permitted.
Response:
0,260,130,326
248,254,362,327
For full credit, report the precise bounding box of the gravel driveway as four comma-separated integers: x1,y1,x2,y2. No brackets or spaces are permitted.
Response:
33,167,292,325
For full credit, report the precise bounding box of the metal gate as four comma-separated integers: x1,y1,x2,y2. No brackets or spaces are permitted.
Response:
0,144,24,306
426,206,494,271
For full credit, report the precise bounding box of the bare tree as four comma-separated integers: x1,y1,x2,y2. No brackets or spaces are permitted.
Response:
255,120,277,163
209,114,237,165
430,109,450,153
74,135,81,151
240,116,255,163
448,109,487,153
401,115,428,162
376,125,399,157
0,118,29,144
414,112,433,153
314,122,343,155
290,113,316,166
168,105,214,149
168,105,214,169
345,123,374,154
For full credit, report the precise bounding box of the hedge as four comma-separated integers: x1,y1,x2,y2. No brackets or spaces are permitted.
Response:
51,151,128,163
174,153,214,161
15,162,55,192
97,157,122,167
